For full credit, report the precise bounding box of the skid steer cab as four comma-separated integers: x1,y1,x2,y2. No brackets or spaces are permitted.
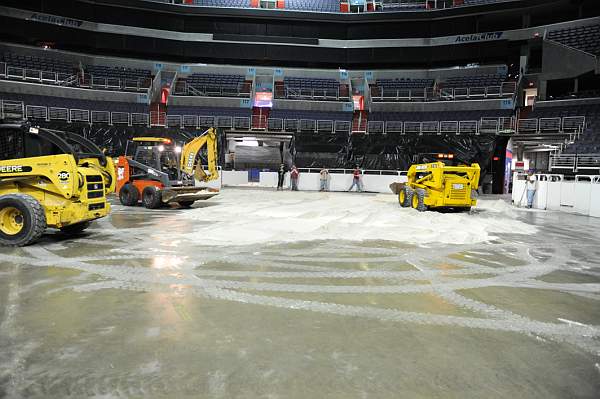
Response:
0,123,115,246
115,127,220,209
399,161,480,212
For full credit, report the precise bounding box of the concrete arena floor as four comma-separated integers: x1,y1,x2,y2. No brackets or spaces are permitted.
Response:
1,189,599,398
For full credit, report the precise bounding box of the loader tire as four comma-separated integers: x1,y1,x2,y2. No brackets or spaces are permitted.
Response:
177,201,195,208
119,183,139,206
399,186,413,208
0,194,47,247
60,221,91,235
412,188,427,212
142,186,162,209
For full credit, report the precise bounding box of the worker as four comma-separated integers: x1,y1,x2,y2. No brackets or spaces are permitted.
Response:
319,168,329,191
290,165,300,191
277,163,286,191
348,166,363,192
526,170,536,208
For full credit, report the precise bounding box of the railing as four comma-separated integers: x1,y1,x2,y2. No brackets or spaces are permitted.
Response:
70,109,90,122
173,81,252,98
92,111,111,124
251,115,267,129
111,112,130,125
370,81,517,102
277,87,348,101
0,61,151,93
168,115,514,135
0,97,517,136
361,117,515,135
1,100,25,120
80,73,151,92
131,113,150,125
2,100,150,126
164,114,354,133
517,116,585,135
1,63,78,87
150,111,166,127
26,105,47,120
550,154,600,172
380,0,428,10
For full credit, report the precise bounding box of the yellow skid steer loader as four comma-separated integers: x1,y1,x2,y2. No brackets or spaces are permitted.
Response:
399,161,480,212
0,123,115,246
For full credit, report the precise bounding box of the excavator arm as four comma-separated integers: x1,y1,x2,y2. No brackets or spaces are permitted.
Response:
179,127,219,182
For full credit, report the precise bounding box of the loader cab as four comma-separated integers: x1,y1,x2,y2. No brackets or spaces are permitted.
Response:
130,137,181,181
0,124,74,160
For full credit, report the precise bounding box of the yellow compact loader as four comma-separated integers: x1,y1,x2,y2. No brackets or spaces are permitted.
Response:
399,161,480,212
0,123,115,246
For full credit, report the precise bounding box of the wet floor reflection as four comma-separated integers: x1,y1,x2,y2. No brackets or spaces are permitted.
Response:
1,193,600,398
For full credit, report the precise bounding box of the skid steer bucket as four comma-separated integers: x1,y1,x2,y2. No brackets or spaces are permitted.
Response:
160,187,219,204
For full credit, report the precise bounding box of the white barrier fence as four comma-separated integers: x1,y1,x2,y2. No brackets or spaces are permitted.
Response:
220,168,407,194
512,172,600,217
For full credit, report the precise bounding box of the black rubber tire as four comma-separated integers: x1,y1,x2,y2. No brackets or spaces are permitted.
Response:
119,183,139,206
399,186,413,208
60,221,91,235
0,194,47,247
142,186,162,209
177,201,195,208
413,188,427,212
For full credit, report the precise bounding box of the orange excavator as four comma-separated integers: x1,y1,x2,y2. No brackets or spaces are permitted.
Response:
115,127,219,209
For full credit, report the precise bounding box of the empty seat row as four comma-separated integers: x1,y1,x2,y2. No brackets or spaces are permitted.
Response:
284,77,340,89
186,73,245,87
547,24,600,55
285,0,339,12
443,74,505,88
86,65,152,80
192,0,251,7
1,53,74,74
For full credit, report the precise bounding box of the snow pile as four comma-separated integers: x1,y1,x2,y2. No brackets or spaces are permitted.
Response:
181,189,537,246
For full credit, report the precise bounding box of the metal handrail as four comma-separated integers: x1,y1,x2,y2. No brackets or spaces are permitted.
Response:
0,61,150,92
550,154,600,172
516,116,585,134
370,81,517,102
181,81,252,98
282,87,344,101
1,100,25,120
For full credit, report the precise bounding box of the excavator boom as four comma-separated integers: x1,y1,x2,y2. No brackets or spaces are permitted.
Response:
180,127,219,182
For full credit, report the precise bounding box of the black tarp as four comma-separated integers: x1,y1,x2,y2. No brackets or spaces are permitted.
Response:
31,122,228,164
30,121,503,178
295,132,502,174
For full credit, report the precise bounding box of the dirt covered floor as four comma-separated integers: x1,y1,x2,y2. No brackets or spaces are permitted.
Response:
1,189,599,398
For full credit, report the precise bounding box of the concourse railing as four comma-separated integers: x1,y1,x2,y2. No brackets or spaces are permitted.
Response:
550,154,600,172
370,81,517,102
0,62,152,94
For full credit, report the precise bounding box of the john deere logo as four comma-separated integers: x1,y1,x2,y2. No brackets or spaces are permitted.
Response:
57,171,70,181
0,165,32,173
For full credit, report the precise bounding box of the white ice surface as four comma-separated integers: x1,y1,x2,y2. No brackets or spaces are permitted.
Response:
181,189,536,246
